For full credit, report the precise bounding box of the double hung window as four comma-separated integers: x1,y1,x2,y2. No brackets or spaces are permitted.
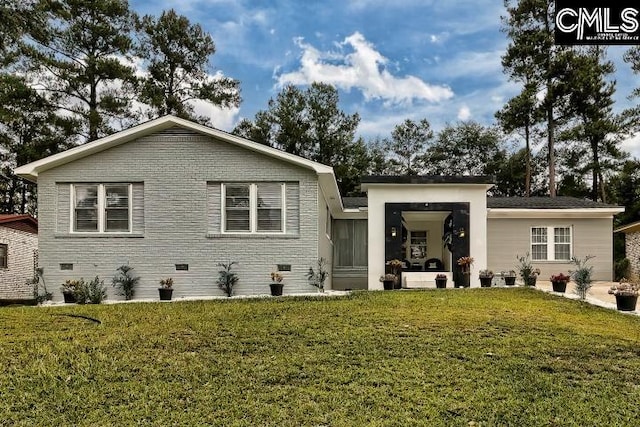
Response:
222,183,285,233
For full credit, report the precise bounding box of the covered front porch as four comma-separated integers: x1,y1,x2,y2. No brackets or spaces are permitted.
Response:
362,176,493,289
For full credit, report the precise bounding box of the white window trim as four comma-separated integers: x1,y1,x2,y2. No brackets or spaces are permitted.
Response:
220,183,286,234
70,184,133,234
530,226,572,261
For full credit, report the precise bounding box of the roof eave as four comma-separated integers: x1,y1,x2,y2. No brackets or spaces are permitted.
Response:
488,207,625,219
14,115,334,182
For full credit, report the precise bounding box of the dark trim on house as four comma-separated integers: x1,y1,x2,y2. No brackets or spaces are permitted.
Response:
363,175,495,185
385,202,470,287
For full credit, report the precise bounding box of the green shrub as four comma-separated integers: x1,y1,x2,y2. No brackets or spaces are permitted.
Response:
306,258,329,292
111,265,140,300
571,255,595,300
216,262,239,297
615,258,631,281
86,276,107,304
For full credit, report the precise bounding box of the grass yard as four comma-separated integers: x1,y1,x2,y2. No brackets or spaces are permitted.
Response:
1,289,640,426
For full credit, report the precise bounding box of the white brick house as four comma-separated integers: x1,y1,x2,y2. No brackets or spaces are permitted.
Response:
0,215,38,302
15,116,623,300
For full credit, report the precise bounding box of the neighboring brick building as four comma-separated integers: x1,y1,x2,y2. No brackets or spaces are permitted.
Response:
615,221,640,279
0,215,38,302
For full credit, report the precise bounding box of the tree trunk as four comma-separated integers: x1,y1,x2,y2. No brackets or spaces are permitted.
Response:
525,123,531,197
89,80,99,142
591,138,599,201
547,106,556,197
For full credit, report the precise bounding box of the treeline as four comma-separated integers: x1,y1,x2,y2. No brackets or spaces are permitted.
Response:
1,0,640,230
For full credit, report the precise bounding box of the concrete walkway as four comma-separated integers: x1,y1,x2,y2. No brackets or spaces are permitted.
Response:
534,280,639,316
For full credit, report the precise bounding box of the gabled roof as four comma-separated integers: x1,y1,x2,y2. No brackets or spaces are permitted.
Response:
0,214,38,234
13,115,344,213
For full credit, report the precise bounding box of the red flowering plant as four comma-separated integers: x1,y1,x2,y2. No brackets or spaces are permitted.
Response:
550,273,570,283
456,256,474,274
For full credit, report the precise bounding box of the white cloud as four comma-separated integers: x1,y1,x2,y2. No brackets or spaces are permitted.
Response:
621,132,640,159
276,32,454,106
457,105,471,120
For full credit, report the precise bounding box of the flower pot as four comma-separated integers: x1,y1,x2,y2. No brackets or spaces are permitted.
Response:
615,295,637,311
479,277,493,288
551,280,567,293
504,276,516,286
158,288,173,301
435,278,447,289
62,291,76,304
455,274,470,288
270,283,284,296
382,280,394,290
393,278,402,289
525,277,537,287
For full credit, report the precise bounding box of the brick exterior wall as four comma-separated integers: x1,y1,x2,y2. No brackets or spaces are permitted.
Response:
0,226,37,300
625,231,640,279
37,127,320,301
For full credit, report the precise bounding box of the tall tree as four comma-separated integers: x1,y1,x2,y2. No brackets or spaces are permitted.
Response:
233,83,362,195
384,119,433,175
623,46,640,132
558,47,624,202
496,81,538,196
0,75,76,213
502,0,574,197
136,9,240,124
23,0,137,141
423,121,507,177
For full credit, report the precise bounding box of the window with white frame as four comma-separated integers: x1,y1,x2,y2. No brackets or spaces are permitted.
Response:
72,184,131,233
222,183,285,233
530,226,572,261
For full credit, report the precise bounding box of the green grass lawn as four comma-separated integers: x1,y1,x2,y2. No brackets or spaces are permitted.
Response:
2,289,640,426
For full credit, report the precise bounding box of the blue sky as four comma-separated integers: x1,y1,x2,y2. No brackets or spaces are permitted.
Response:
130,0,639,156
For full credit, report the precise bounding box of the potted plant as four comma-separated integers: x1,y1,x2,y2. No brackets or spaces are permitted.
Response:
456,256,474,288
608,278,639,311
503,270,517,286
61,280,79,303
516,253,539,286
479,270,494,287
379,273,397,290
270,271,284,296
386,259,404,289
159,278,174,300
435,273,447,289
550,273,570,293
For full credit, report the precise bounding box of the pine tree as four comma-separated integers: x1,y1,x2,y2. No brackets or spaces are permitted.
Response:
23,0,137,141
136,9,240,124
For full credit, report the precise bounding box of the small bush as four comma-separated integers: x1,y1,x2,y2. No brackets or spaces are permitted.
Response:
571,255,595,300
615,258,630,281
306,258,329,292
62,277,107,304
111,265,140,300
216,262,239,297
86,276,107,304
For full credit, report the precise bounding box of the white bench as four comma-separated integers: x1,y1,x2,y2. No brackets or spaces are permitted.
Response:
403,272,453,288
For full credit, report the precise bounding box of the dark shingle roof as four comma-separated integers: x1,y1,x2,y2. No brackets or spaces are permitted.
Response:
361,175,494,185
487,196,620,209
342,196,620,210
